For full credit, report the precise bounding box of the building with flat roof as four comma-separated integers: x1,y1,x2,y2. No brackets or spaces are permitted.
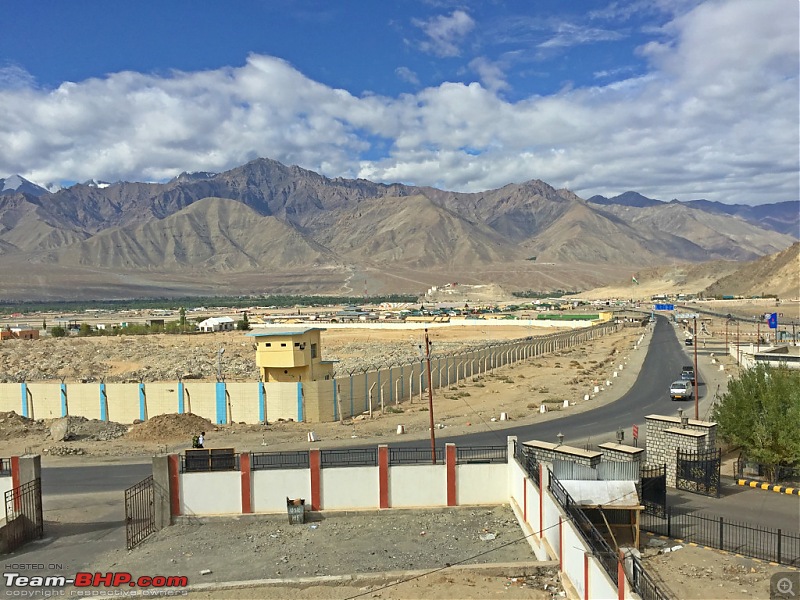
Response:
249,328,336,382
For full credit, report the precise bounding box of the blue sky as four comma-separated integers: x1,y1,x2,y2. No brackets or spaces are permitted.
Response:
0,0,797,205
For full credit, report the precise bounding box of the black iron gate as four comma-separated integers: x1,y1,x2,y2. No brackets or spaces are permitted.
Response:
676,448,720,497
3,478,44,553
125,475,155,550
641,464,667,517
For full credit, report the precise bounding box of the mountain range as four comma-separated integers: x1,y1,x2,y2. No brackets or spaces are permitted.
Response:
0,159,796,301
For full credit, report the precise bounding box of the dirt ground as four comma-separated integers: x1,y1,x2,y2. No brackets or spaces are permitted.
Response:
87,506,559,600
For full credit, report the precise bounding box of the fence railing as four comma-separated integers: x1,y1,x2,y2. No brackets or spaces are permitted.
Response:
0,458,11,477
181,450,239,472
641,506,800,567
630,554,671,600
548,471,619,586
456,445,507,464
389,447,444,465
734,455,800,484
3,478,44,553
251,451,310,471
514,441,540,487
124,476,155,550
321,448,378,468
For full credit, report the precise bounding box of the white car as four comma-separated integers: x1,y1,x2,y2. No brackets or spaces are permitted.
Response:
670,380,694,401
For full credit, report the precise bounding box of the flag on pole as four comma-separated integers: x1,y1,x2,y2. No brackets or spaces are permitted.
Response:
631,275,639,285
768,313,778,329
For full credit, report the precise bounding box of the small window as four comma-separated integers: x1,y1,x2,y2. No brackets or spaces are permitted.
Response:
311,343,318,359
294,342,300,347
281,342,287,347
264,342,271,347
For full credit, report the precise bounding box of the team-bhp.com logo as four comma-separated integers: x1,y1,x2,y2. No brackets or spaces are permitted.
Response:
4,571,188,595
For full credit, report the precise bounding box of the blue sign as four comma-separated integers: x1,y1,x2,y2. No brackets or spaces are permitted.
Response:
654,304,675,311
768,313,778,329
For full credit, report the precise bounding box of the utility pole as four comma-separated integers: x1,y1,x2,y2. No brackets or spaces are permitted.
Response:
424,328,437,464
756,318,760,352
693,317,699,420
736,321,740,365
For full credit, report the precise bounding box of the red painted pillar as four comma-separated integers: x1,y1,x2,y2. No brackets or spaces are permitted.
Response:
310,448,321,511
378,445,389,509
523,477,527,522
558,516,563,571
445,443,457,506
10,456,20,510
584,552,590,600
618,549,625,600
240,453,251,514
168,454,181,517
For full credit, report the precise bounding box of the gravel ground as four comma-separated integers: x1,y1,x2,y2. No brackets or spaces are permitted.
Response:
85,505,559,599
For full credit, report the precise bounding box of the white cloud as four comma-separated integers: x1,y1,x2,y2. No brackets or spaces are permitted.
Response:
412,9,475,57
0,0,796,206
395,66,420,86
537,22,624,49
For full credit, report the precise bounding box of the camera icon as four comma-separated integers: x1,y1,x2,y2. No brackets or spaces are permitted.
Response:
772,572,800,599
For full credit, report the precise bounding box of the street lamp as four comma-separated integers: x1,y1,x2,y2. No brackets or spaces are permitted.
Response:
217,347,225,381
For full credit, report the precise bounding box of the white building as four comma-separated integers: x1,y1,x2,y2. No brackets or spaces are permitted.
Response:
196,316,236,333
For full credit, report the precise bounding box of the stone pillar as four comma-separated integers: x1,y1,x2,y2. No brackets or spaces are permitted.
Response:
152,455,172,529
17,454,41,485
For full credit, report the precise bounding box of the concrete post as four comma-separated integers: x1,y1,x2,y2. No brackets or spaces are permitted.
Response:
17,454,41,485
152,455,172,530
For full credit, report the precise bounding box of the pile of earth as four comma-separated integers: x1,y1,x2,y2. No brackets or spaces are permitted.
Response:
126,412,214,442
47,415,129,442
0,411,48,440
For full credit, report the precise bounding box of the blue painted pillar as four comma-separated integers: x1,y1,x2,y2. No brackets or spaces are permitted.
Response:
20,382,28,418
215,382,227,425
100,382,108,421
296,382,304,422
138,383,146,422
177,381,185,414
332,379,338,421
258,382,266,423
60,383,68,417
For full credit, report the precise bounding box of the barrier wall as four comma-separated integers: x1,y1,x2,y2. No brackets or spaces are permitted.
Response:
506,444,622,600
0,323,619,424
170,443,506,516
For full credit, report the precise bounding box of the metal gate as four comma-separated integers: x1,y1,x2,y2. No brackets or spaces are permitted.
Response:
3,478,44,553
676,448,721,497
125,475,155,550
641,464,667,517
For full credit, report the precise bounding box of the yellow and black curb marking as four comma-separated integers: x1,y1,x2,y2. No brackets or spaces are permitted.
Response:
736,478,799,495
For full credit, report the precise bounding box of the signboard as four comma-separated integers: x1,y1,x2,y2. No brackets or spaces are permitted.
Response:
768,313,778,329
674,313,699,320
633,424,639,439
654,304,675,311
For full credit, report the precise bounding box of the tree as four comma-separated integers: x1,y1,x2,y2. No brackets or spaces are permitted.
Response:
78,323,93,337
712,363,800,481
237,311,250,331
179,307,187,330
50,326,67,338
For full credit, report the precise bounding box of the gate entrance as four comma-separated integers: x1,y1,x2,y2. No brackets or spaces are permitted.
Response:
640,464,667,517
125,475,155,550
3,478,44,553
676,448,720,497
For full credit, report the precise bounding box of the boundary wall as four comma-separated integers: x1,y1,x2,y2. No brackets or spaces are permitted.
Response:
157,436,646,599
0,323,617,424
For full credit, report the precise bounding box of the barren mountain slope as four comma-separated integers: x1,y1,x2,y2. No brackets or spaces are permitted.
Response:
316,194,522,267
593,202,795,259
33,197,339,271
705,242,800,299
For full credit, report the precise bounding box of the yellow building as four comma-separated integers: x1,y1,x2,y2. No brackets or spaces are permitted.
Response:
250,328,336,383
